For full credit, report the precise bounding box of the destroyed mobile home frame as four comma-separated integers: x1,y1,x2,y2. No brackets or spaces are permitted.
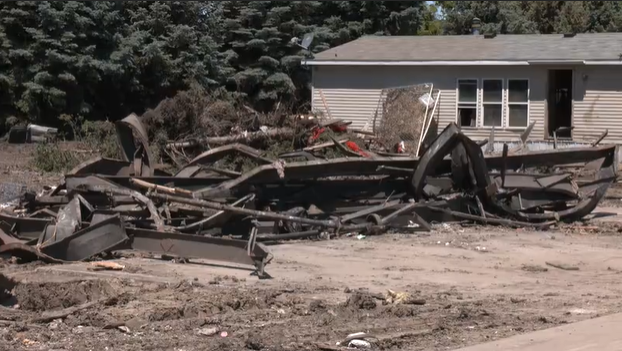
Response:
0,113,618,278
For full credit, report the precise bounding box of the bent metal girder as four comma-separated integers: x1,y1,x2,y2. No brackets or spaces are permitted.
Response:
126,227,272,278
411,122,618,224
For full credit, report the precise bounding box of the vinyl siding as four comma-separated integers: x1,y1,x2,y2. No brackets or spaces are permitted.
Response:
573,66,622,144
312,66,547,141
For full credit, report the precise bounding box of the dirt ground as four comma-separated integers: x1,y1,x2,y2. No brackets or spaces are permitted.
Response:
2,143,622,351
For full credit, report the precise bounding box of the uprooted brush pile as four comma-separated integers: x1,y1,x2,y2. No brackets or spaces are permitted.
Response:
0,100,618,278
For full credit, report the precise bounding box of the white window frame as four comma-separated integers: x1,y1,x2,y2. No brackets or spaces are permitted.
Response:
506,78,530,130
481,78,504,128
455,78,479,128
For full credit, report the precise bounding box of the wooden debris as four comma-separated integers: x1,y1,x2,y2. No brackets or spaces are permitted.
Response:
88,261,126,271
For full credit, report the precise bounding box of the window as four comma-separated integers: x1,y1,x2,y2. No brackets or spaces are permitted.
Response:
457,79,477,127
508,79,529,127
456,78,530,129
482,79,503,127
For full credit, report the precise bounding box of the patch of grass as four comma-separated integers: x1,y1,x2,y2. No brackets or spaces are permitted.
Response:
79,120,122,159
31,115,122,173
31,142,81,173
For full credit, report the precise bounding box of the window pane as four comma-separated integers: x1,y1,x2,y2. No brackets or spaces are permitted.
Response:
458,106,477,127
508,105,528,127
458,80,477,103
483,80,503,102
483,105,502,126
508,80,529,102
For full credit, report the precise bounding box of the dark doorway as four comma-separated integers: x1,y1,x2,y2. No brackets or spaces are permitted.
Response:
547,70,573,138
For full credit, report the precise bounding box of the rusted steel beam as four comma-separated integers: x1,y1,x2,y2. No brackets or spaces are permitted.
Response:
451,143,468,190
77,176,340,229
278,151,319,161
68,176,167,231
591,130,608,146
520,121,537,144
513,166,616,223
535,173,572,189
115,113,154,177
0,227,24,245
67,175,228,193
185,143,273,168
501,144,508,188
257,230,322,242
67,157,133,176
126,227,272,278
456,133,491,193
412,123,461,200
412,123,491,201
0,242,66,263
380,202,433,232
482,145,618,171
427,206,554,229
40,215,129,261
194,157,416,199
0,212,51,240
340,200,402,223
175,194,256,233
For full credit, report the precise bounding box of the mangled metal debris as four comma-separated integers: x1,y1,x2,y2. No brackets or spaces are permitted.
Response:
0,112,617,279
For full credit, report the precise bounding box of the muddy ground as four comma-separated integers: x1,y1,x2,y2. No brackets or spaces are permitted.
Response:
2,143,622,351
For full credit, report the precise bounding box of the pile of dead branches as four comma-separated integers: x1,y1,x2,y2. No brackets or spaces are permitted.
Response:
374,84,431,153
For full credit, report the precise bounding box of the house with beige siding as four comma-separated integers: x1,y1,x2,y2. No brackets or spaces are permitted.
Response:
303,33,622,144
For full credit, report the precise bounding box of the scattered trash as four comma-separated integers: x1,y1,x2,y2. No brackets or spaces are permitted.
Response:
88,261,126,271
385,290,426,305
197,327,219,336
521,264,549,273
8,124,58,144
48,319,63,330
545,261,580,271
348,339,372,349
22,338,40,346
335,332,376,349
568,308,596,315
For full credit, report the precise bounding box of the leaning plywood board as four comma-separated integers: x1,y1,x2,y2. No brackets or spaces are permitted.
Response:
452,312,622,351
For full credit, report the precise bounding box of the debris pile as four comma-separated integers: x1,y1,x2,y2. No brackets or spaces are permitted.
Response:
0,110,617,278
372,83,440,155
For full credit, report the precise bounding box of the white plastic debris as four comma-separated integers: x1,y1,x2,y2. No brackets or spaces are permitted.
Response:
418,93,435,108
348,339,371,349
272,159,286,179
407,220,419,228
197,327,219,336
337,332,374,348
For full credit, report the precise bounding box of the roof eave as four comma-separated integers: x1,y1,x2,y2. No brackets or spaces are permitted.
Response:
303,59,530,66
303,59,622,66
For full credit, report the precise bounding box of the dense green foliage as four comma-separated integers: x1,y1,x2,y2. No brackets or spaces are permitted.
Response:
1,1,622,131
439,1,622,35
